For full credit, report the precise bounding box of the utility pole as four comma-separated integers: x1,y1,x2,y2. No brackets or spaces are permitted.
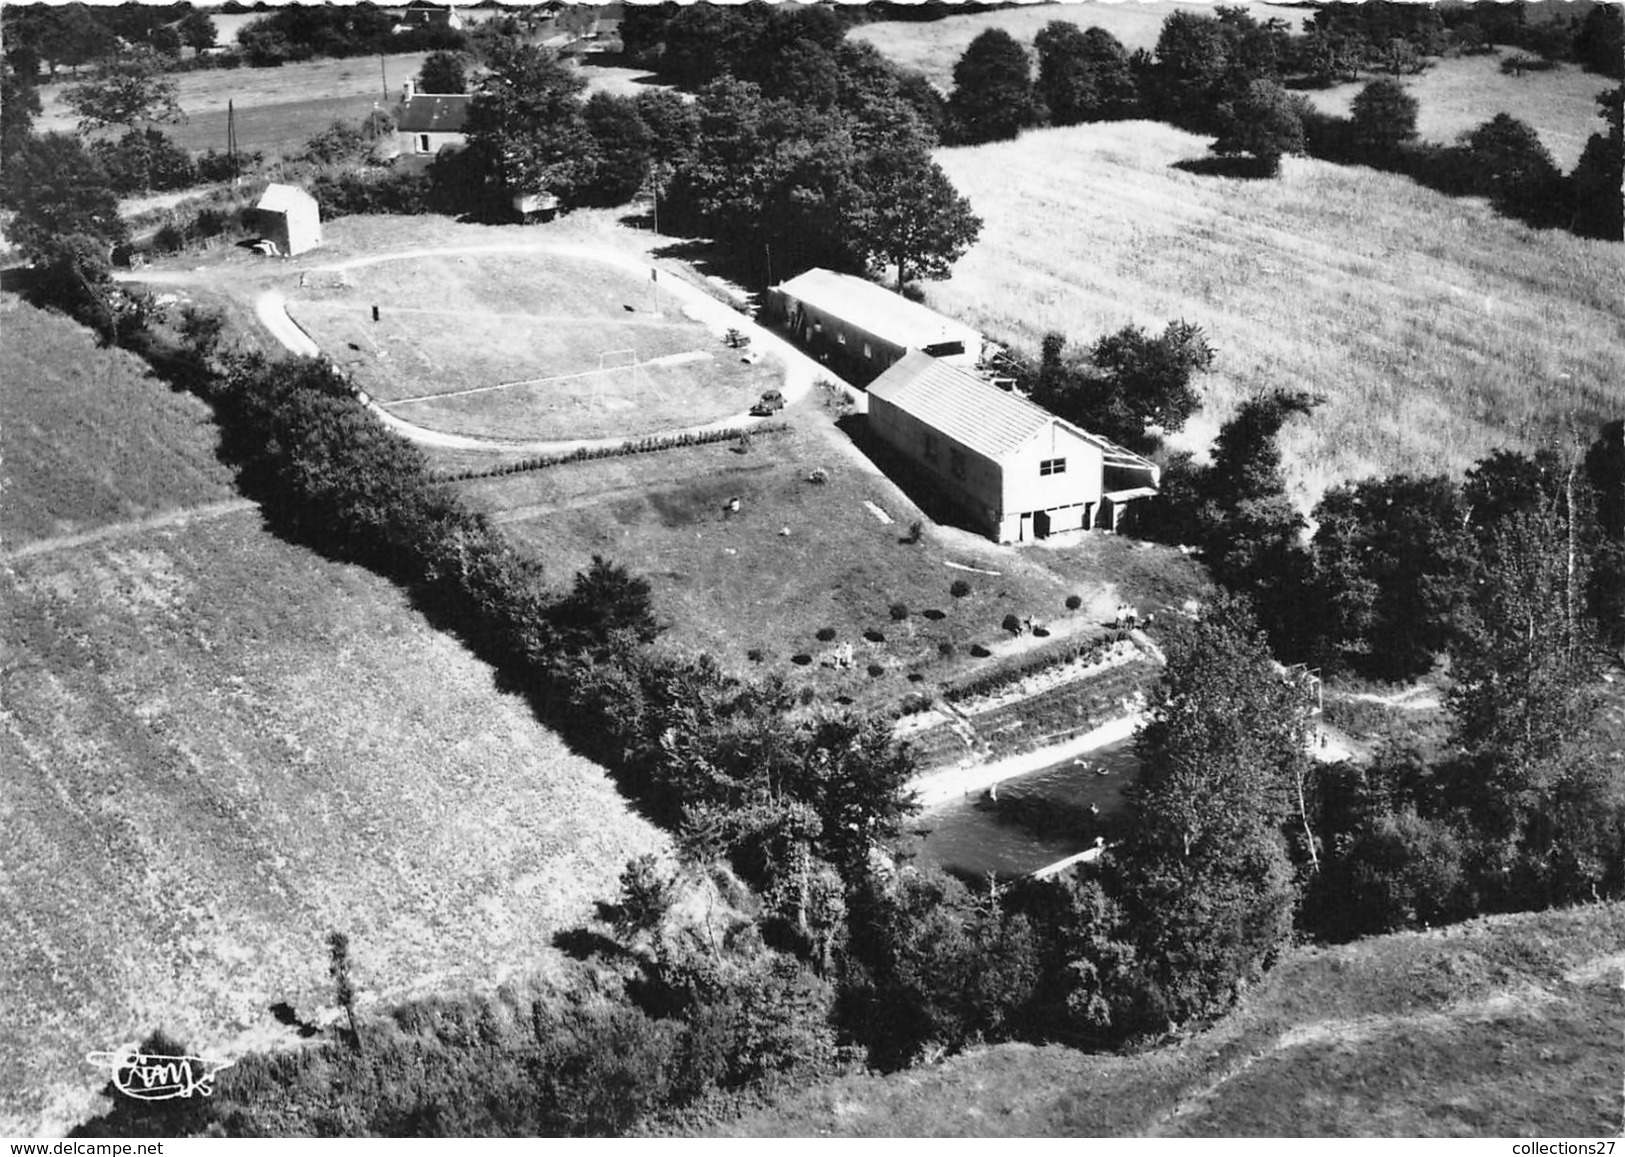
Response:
380,53,388,102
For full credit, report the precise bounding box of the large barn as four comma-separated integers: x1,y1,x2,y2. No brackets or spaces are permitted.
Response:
868,351,1161,543
247,183,321,257
769,268,984,384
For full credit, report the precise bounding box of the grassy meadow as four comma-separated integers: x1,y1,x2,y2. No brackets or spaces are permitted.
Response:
1301,50,1616,170
711,899,1625,1137
850,0,1310,91
927,121,1625,507
0,296,235,548
0,295,666,1136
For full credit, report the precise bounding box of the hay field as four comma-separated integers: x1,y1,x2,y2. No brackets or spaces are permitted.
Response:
713,900,1625,1137
927,122,1625,506
286,251,777,441
0,297,666,1136
1301,51,1615,170
0,298,235,548
850,0,1309,91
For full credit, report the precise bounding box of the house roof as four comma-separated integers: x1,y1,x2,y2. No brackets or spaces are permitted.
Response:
255,182,316,214
398,94,471,133
869,350,1160,473
774,268,980,352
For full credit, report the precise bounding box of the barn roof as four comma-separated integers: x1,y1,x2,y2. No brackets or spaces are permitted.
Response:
774,268,980,352
255,183,317,214
869,350,1159,471
398,94,471,133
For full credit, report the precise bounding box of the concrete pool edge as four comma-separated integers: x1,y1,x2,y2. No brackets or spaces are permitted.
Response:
908,711,1148,812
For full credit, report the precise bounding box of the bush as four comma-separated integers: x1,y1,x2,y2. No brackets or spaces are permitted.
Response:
950,579,971,598
1001,613,1022,634
938,641,955,658
746,648,764,663
1065,594,1083,611
867,664,885,678
889,603,909,622
904,520,923,544
815,627,837,642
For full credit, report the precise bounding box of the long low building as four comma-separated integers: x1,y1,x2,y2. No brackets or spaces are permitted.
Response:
868,350,1161,543
768,267,983,383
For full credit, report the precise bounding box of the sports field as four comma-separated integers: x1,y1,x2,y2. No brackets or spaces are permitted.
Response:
285,250,778,442
926,121,1625,506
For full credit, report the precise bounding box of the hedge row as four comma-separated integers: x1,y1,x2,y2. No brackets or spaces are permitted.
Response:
437,422,789,482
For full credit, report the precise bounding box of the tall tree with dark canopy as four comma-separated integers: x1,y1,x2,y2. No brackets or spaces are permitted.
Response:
848,142,981,291
1570,86,1623,242
63,47,182,133
1461,113,1565,226
0,132,124,256
1108,595,1309,1031
416,50,468,94
948,28,1039,144
1030,321,1214,451
1349,77,1418,159
1585,421,1625,655
458,41,592,215
1035,22,1137,125
177,9,216,54
1212,79,1307,176
1573,2,1624,79
1150,9,1231,131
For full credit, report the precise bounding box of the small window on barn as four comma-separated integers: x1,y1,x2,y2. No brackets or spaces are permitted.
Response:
950,449,967,480
863,341,873,360
418,134,431,153
1040,458,1067,476
836,331,847,346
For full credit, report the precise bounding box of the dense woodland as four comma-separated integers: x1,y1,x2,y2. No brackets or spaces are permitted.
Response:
3,0,1622,1140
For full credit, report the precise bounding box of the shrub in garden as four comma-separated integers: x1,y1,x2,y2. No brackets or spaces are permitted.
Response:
868,664,885,678
890,603,909,622
950,579,971,598
816,627,837,642
793,654,813,666
969,644,991,658
865,628,886,643
938,641,956,658
1002,613,1022,634
905,520,923,544
1065,594,1083,611
747,648,764,663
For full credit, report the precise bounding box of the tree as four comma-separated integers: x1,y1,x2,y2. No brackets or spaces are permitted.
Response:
177,9,217,54
327,931,362,1052
417,50,468,94
63,48,183,133
1150,9,1230,130
1349,77,1418,158
458,41,592,215
1108,596,1309,1031
1,64,42,162
1212,79,1306,176
1029,321,1214,451
1310,474,1474,680
0,132,125,257
1036,22,1105,126
580,92,654,206
1584,421,1625,655
1570,87,1623,242
1573,3,1625,79
948,28,1039,144
551,555,661,652
1461,113,1564,225
848,142,981,291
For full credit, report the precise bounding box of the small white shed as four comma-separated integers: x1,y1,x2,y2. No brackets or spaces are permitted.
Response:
249,183,322,257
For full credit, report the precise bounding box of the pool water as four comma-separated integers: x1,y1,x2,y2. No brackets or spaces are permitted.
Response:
910,739,1140,880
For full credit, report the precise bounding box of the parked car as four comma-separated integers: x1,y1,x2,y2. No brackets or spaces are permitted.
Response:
750,389,785,416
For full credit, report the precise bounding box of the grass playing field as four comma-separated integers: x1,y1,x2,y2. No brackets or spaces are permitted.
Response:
709,899,1625,1136
285,249,778,442
0,295,667,1135
925,120,1625,507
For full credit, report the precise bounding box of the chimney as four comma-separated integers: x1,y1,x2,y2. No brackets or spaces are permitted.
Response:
402,79,415,103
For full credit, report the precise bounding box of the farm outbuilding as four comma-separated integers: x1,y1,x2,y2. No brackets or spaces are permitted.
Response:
769,267,984,384
247,183,322,257
867,350,1161,544
397,82,471,156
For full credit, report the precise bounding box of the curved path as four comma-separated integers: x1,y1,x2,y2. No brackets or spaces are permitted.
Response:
253,241,849,456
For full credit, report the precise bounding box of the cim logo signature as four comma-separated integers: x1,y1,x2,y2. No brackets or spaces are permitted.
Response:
86,1049,234,1101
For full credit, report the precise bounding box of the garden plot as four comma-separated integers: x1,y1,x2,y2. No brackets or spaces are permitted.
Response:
284,251,778,442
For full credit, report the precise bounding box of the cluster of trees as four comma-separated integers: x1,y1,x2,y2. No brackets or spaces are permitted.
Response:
234,3,466,68
3,2,215,80
431,16,980,289
936,5,1621,233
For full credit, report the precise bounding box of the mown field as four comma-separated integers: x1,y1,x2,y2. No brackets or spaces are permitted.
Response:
0,297,666,1136
926,121,1625,506
0,297,235,548
287,250,776,442
1301,50,1615,170
850,0,1310,90
710,900,1625,1137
